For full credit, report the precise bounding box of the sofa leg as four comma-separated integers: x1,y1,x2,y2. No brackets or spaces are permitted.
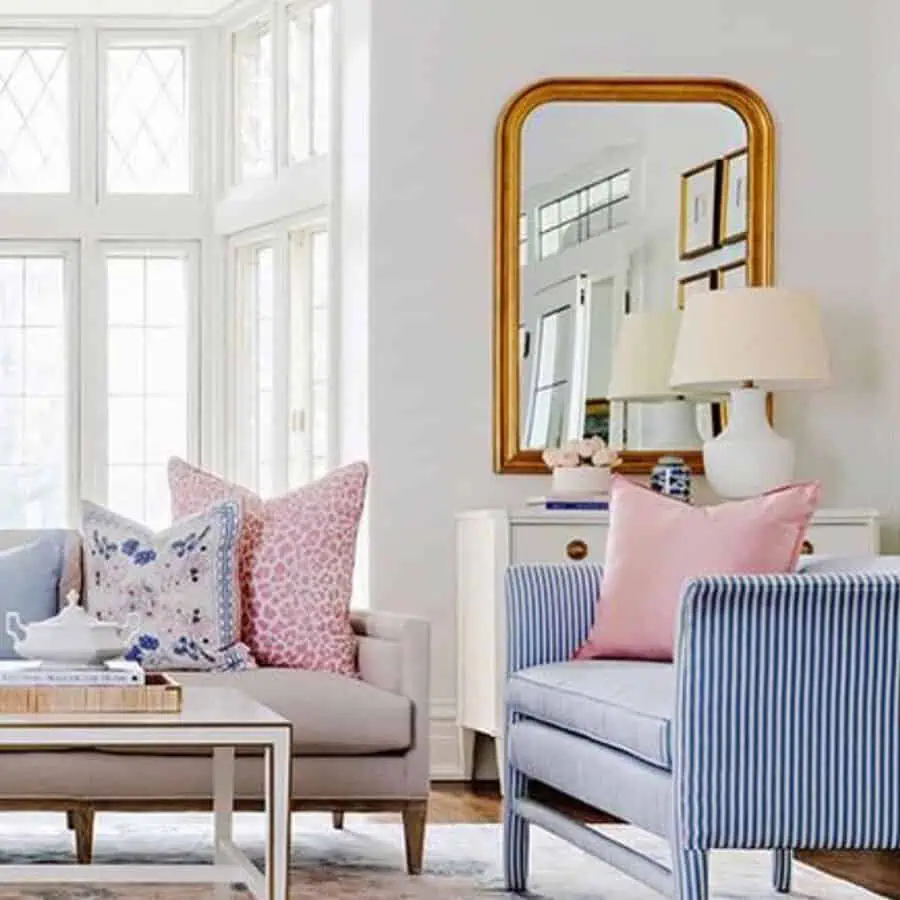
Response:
773,849,792,893
72,808,95,864
503,767,530,893
673,847,708,900
332,811,345,830
402,801,427,875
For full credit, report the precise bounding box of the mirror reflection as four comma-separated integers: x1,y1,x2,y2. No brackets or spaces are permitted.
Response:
518,101,747,453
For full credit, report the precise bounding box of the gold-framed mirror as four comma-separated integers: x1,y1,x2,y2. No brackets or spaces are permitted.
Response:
493,77,775,475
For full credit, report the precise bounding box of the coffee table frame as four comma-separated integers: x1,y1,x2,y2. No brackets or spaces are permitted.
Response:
0,710,292,899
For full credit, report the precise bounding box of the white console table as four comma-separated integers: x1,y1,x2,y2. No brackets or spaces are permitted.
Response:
455,506,880,786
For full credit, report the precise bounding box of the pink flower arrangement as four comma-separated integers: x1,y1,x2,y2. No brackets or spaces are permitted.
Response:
542,437,622,471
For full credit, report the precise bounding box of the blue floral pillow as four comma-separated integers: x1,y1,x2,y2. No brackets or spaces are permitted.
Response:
82,500,255,671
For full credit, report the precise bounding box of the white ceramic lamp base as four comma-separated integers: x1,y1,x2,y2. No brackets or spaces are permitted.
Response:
703,386,795,499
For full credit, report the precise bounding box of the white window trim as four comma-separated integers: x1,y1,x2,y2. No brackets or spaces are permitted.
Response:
81,240,202,509
97,27,203,203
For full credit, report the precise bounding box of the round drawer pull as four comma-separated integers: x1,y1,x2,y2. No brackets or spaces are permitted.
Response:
566,539,589,561
800,539,815,555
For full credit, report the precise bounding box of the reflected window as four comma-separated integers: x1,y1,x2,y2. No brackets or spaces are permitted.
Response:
538,169,631,260
525,305,573,448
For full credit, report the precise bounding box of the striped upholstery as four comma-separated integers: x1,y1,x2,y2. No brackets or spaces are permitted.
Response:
676,572,900,850
503,562,900,899
505,563,601,675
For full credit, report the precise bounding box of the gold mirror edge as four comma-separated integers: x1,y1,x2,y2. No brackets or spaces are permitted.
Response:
493,76,776,476
498,451,705,477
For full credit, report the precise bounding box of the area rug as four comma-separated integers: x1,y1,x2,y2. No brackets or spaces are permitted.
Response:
0,813,884,899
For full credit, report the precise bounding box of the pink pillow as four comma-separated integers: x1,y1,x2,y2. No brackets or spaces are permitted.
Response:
575,475,821,662
168,458,368,673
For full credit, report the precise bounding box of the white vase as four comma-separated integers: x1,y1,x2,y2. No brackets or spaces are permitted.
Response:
551,466,611,497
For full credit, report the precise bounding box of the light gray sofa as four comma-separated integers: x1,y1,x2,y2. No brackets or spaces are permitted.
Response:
0,530,431,873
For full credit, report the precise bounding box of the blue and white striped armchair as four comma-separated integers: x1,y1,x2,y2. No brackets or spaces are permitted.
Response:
503,560,900,899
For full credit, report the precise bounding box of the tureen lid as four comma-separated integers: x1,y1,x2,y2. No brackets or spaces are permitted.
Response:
31,591,119,631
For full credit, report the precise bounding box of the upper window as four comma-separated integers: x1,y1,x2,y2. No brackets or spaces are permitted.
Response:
0,39,70,194
538,170,631,260
105,38,192,195
234,20,273,183
288,1,331,162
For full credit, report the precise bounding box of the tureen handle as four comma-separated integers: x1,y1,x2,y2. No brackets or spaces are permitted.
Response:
5,611,25,643
117,612,141,644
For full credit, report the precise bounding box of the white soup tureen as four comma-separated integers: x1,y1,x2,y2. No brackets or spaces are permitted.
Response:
6,591,139,667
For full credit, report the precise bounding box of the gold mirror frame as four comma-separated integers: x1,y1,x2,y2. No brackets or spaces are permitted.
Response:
493,77,775,475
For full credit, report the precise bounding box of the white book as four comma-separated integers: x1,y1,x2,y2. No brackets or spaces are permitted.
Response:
0,660,145,686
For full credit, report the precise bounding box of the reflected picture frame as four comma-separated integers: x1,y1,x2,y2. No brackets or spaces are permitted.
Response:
677,268,718,310
678,159,722,260
719,147,749,245
583,398,610,443
718,258,747,290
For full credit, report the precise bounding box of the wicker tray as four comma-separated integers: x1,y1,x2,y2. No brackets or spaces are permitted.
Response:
0,673,182,715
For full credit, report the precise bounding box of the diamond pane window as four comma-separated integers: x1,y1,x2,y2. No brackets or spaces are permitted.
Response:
106,253,190,527
106,43,190,194
288,2,332,163
0,43,69,193
235,21,273,182
0,254,69,526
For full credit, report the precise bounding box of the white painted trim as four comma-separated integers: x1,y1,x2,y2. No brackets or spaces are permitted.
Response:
429,701,466,780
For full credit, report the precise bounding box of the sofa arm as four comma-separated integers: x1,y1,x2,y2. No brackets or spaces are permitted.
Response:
505,564,602,676
674,571,900,850
350,610,430,792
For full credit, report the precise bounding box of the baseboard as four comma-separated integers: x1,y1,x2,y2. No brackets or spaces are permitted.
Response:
429,701,464,779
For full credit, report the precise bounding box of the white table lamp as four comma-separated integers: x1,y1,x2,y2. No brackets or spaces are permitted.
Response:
607,309,702,449
669,287,830,498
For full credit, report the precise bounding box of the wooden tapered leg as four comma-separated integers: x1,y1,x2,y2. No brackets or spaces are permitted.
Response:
65,811,75,830
332,811,345,830
402,801,427,875
72,807,95,864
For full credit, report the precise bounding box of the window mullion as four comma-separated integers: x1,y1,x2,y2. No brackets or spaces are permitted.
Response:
273,1,288,173
272,231,291,493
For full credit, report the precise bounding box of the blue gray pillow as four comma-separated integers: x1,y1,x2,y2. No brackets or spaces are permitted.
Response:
0,533,66,659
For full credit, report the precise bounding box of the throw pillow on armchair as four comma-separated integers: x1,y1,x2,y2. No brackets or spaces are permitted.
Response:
576,474,821,662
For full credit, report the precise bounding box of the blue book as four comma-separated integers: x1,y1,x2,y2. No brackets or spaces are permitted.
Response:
544,500,609,511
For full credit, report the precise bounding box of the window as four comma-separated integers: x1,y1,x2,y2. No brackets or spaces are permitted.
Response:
234,20,273,182
0,39,70,193
538,170,631,260
519,213,528,268
288,1,332,162
234,225,330,497
105,39,191,194
0,251,70,526
105,250,193,527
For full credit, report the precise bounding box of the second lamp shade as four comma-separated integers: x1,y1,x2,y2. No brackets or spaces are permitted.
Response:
607,310,683,402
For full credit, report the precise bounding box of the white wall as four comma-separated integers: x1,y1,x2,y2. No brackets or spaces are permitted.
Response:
359,0,890,773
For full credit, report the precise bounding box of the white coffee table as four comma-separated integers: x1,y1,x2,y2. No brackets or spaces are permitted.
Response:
0,686,292,899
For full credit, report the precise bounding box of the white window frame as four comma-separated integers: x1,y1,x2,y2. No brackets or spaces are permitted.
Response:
97,28,202,202
226,210,331,494
0,27,79,199
82,240,201,510
0,239,80,524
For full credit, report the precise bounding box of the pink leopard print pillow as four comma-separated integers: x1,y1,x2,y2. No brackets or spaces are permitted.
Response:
168,458,368,673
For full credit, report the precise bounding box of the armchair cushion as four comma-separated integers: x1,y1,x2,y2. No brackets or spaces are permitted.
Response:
508,660,674,769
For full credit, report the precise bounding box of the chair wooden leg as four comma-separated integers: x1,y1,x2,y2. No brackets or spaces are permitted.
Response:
72,807,95,864
402,801,427,875
65,810,75,831
332,810,345,830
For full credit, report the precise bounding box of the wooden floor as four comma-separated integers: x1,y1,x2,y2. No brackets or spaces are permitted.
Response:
422,782,900,899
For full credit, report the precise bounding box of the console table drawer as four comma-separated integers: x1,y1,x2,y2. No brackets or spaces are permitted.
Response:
803,523,879,557
512,524,609,564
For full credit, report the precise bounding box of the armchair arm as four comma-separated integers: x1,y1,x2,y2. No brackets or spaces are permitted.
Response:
505,563,602,676
351,610,430,794
674,572,900,850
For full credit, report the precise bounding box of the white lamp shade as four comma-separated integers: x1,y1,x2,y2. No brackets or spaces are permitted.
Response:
607,310,683,401
670,287,830,392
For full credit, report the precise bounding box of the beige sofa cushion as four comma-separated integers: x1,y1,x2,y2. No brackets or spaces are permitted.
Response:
102,669,412,757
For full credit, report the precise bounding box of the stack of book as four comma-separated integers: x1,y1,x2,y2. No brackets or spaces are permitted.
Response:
0,659,145,687
527,495,609,511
